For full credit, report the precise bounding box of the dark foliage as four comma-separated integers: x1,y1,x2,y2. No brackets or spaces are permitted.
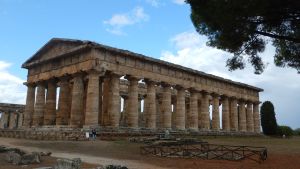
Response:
260,101,278,135
277,125,294,137
186,0,300,74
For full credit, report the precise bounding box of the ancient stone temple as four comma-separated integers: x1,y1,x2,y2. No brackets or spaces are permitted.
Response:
0,103,25,129
21,38,263,134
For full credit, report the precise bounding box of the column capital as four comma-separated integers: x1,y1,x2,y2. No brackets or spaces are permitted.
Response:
23,82,36,87
187,87,199,93
125,74,141,81
86,69,105,76
107,71,122,78
211,92,220,97
174,85,185,90
143,78,158,85
160,82,171,88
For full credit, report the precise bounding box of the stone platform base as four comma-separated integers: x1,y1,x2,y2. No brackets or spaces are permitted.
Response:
0,127,263,141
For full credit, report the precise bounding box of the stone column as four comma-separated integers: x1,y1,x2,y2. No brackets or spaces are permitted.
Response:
211,94,220,130
108,73,121,127
70,75,84,127
229,97,238,131
253,102,261,133
32,83,46,127
23,83,35,127
144,80,156,129
56,77,71,125
246,101,254,132
98,79,103,125
161,83,172,129
102,76,110,126
221,95,230,131
200,91,210,130
189,89,198,131
84,70,100,127
175,86,185,130
44,80,57,125
17,113,24,128
126,76,139,128
56,76,71,125
238,100,247,132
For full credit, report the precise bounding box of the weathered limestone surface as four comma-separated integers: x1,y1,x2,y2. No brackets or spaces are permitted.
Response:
108,74,120,127
44,80,57,125
253,103,261,133
23,84,35,127
84,70,100,127
175,87,185,130
222,96,230,131
161,83,172,129
246,102,254,132
212,94,220,131
200,92,210,130
189,91,198,130
32,84,45,127
70,75,84,127
56,77,71,125
18,38,264,134
144,80,156,129
127,76,139,128
239,101,247,132
230,98,238,131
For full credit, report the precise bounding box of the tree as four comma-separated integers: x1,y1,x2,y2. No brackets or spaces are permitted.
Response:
186,0,300,74
260,101,278,135
277,125,294,137
294,128,300,135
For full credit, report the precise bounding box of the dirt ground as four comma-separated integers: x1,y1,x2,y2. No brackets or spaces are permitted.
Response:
0,136,300,169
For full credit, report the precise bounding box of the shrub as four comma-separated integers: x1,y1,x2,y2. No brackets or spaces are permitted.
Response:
277,125,294,137
294,128,300,136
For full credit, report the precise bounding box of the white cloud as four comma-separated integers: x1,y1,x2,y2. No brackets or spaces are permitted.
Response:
160,31,300,129
0,61,26,104
104,6,149,35
172,0,186,5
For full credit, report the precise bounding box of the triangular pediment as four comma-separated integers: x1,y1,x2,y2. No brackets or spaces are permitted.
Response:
22,38,86,68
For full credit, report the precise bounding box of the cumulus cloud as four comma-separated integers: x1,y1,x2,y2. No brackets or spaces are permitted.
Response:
160,31,300,129
0,61,26,104
172,0,186,5
104,6,149,35
145,0,160,7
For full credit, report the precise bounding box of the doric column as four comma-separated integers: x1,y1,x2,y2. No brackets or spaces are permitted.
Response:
175,86,185,130
200,91,210,130
222,95,230,131
32,83,46,127
238,100,247,132
144,80,156,129
189,89,198,131
102,76,110,126
229,97,238,131
44,80,57,125
70,75,84,127
246,101,254,132
253,102,261,133
212,93,220,130
84,70,101,127
98,78,103,125
23,83,35,127
161,83,172,129
126,75,139,128
56,76,71,125
108,73,121,127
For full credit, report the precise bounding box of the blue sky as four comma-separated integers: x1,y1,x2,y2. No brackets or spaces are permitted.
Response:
0,0,299,129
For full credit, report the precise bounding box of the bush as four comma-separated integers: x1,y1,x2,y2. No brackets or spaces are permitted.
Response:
277,125,294,137
294,128,300,136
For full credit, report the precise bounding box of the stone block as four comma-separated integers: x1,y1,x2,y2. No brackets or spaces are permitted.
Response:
55,158,81,169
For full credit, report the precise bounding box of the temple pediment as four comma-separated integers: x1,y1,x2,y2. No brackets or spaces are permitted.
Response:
22,38,87,68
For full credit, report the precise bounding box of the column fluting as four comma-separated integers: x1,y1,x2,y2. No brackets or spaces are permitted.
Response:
108,73,121,127
126,76,139,128
222,95,230,131
70,75,84,127
175,86,186,130
200,91,210,130
253,102,261,133
238,100,247,132
144,80,157,129
229,97,238,131
44,80,57,125
23,83,35,127
212,94,220,130
161,83,172,129
32,83,46,126
56,77,71,125
246,102,254,132
189,89,198,131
